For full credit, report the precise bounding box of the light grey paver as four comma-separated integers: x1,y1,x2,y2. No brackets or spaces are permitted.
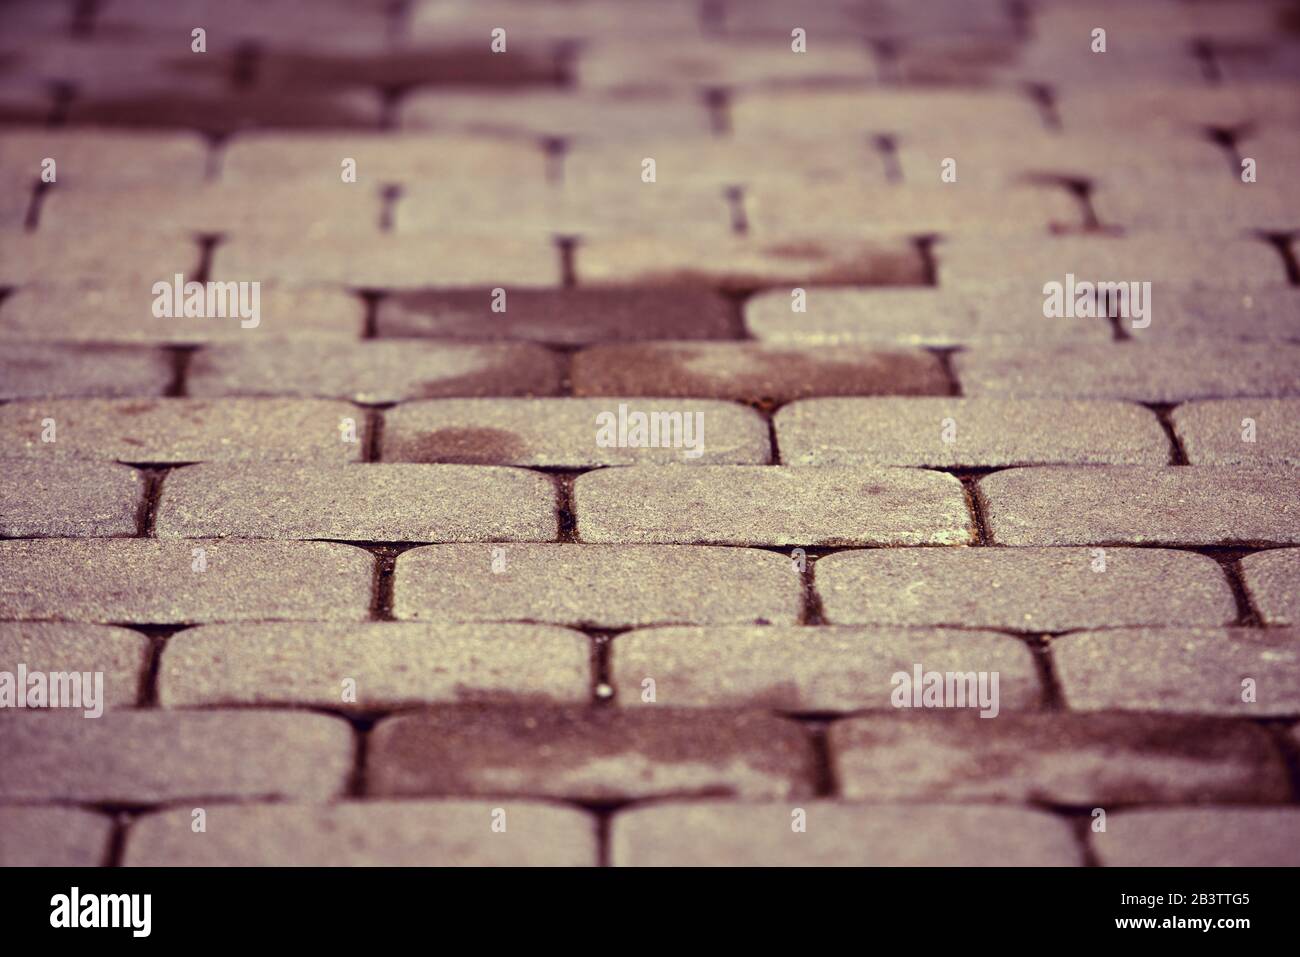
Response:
0,622,150,710
0,710,354,802
979,466,1300,546
154,463,558,542
1053,627,1300,716
159,622,592,708
0,807,114,867
816,547,1236,630
124,800,598,866
1239,548,1300,624
1124,284,1300,342
574,466,974,546
368,708,815,801
611,625,1041,712
1172,399,1300,465
393,544,802,627
0,460,143,537
1093,809,1300,866
0,539,374,623
0,343,171,399
381,398,771,466
776,398,1170,467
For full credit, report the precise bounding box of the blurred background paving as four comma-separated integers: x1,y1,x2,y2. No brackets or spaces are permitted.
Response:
1,0,1299,866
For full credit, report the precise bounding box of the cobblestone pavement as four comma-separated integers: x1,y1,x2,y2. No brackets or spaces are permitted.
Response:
1,0,1299,867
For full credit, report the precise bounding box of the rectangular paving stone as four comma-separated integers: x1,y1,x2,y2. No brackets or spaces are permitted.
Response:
612,625,1040,713
159,621,591,709
1123,284,1300,342
776,398,1170,467
123,800,598,867
0,399,367,463
381,398,770,466
393,544,801,627
1093,809,1300,867
0,710,353,803
611,802,1082,867
1091,177,1300,234
0,343,172,399
572,343,951,404
979,466,1300,546
0,129,208,189
829,712,1290,804
1172,399,1300,466
816,547,1236,631
368,707,815,801
0,231,197,283
1240,549,1300,625
954,342,1300,401
0,622,150,710
1053,627,1300,716
0,807,114,867
154,463,557,542
744,285,1113,347
0,460,144,537
574,466,974,546
376,287,738,344
0,282,365,343
575,235,926,290
0,539,373,624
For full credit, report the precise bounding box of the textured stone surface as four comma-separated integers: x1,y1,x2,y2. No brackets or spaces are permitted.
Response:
1124,285,1300,342
775,398,1170,467
979,467,1300,546
575,466,974,546
572,342,950,403
0,621,150,709
0,231,196,284
1239,549,1300,625
611,626,1041,712
0,343,171,399
159,622,592,708
611,802,1083,867
0,710,354,802
369,708,815,801
0,399,366,463
125,800,597,867
393,544,801,627
0,539,374,623
1053,627,1300,716
829,713,1289,804
1172,400,1300,466
0,807,114,867
187,341,564,401
0,460,144,537
381,398,771,466
816,547,1235,630
154,463,558,542
1093,809,1300,867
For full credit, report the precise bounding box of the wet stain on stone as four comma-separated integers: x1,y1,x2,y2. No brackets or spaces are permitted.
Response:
395,427,528,465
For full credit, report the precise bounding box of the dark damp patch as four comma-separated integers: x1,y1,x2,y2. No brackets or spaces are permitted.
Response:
390,427,528,465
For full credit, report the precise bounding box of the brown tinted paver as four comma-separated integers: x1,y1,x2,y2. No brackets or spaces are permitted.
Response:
1171,399,1300,466
1093,809,1300,867
1239,549,1300,625
0,621,149,710
0,807,114,867
0,460,144,537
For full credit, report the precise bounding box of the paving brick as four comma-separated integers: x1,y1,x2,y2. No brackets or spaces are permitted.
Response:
0,460,144,537
611,802,1082,867
124,800,598,866
381,398,770,466
188,341,564,402
574,466,973,546
575,235,926,290
0,342,172,399
0,129,208,189
1092,177,1300,234
1093,808,1300,867
816,547,1236,631
1055,81,1300,135
0,622,150,709
775,398,1169,467
368,707,815,801
154,463,557,542
955,342,1300,402
744,285,1112,347
1172,400,1300,466
0,399,367,463
65,88,386,135
1054,627,1300,716
0,807,113,867
0,539,373,624
572,342,950,403
1123,285,1300,342
0,231,197,283
978,466,1300,546
0,282,365,343
0,710,353,803
829,713,1289,804
611,625,1040,712
1239,549,1300,625
158,621,590,708
393,543,801,627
